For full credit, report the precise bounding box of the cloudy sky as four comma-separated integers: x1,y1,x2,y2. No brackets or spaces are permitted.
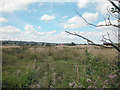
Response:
0,0,118,44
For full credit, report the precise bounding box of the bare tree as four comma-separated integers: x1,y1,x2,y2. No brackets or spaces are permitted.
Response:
65,0,120,52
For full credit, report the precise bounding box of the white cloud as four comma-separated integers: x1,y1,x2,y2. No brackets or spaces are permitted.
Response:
67,16,80,23
42,31,105,44
77,0,90,8
95,0,119,15
1,25,113,44
62,16,69,19
1,21,117,43
97,20,118,31
63,16,84,29
1,0,115,13
37,26,41,29
96,1,111,14
1,24,58,42
23,24,56,36
0,25,81,43
40,14,55,21
36,31,77,43
0,0,29,12
63,12,98,29
46,30,56,34
0,17,8,22
0,0,44,12
0,25,21,33
22,24,44,36
96,20,118,43
24,24,34,31
77,0,119,15
20,25,56,42
82,12,98,22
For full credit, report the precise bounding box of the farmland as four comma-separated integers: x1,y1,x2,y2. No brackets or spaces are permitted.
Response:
2,45,119,88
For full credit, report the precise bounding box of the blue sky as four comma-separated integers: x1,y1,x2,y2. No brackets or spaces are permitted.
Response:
0,0,118,44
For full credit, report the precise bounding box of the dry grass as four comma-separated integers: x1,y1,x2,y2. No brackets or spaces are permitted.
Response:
88,47,118,62
2,45,118,62
2,45,119,88
1,45,21,48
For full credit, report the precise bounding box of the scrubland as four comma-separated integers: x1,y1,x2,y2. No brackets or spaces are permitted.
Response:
2,45,119,88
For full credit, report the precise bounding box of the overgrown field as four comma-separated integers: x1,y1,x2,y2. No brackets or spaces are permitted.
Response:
2,46,119,88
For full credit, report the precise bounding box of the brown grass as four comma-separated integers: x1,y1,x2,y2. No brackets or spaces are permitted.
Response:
2,45,118,62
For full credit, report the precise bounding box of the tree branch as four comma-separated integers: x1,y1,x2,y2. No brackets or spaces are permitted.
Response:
102,32,115,43
108,0,120,12
65,31,120,52
74,8,120,28
66,1,120,52
103,42,120,52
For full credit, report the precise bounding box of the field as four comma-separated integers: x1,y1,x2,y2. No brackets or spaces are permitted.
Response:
2,45,119,88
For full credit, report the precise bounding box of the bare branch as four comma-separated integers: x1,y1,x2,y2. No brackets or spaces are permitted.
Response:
75,9,120,28
108,0,120,12
106,14,112,25
102,32,115,43
106,6,119,19
113,30,119,39
66,31,106,47
65,31,120,52
103,42,120,52
66,1,120,52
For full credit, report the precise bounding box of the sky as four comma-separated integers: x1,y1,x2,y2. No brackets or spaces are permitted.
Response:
0,0,118,44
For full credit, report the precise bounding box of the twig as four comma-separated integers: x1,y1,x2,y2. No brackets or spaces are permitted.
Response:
74,8,120,28
108,0,120,12
65,31,120,52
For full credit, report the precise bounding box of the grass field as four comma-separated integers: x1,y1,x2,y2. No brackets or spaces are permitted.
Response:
2,45,119,88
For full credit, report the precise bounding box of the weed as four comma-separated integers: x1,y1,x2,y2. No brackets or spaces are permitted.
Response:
2,46,119,88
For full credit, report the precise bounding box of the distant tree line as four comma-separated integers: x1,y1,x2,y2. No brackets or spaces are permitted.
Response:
1,40,78,46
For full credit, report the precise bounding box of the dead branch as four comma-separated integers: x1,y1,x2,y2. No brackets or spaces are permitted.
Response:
108,0,120,12
65,31,120,52
107,7,119,19
103,42,120,52
101,32,115,43
65,0,120,52
65,31,94,44
74,9,120,28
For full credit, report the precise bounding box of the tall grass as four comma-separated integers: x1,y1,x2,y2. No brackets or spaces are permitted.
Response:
2,46,119,88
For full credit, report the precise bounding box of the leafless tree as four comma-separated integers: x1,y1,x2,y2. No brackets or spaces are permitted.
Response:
65,0,120,52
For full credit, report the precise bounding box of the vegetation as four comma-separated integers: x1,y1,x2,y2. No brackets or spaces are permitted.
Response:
67,42,76,46
1,40,77,46
2,46,119,88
